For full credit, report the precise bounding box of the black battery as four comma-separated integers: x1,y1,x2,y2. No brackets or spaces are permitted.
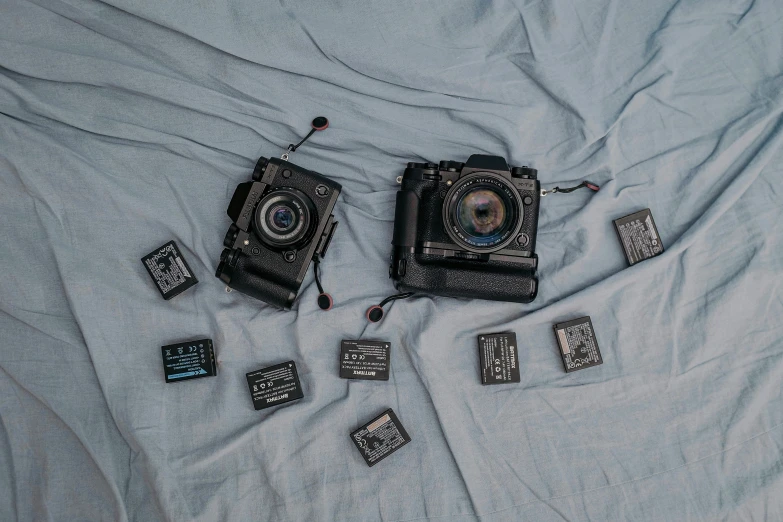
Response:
161,339,216,383
246,361,304,410
350,409,411,467
339,340,390,381
142,240,198,299
613,208,664,265
553,317,603,373
478,332,520,385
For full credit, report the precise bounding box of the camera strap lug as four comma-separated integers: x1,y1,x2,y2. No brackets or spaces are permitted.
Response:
280,117,330,161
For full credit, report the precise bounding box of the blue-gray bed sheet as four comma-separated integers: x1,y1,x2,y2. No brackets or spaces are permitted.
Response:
1,0,782,520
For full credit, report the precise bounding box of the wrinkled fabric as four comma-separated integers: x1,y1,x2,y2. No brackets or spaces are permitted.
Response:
1,0,782,520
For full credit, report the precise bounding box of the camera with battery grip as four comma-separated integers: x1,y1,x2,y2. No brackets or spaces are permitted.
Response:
389,154,541,303
139,114,620,472
215,117,341,310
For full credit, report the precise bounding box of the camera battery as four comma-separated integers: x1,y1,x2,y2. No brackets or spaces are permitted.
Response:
161,339,216,383
553,317,603,373
142,240,198,299
246,361,304,410
613,209,664,266
339,340,390,380
478,332,520,385
350,409,411,467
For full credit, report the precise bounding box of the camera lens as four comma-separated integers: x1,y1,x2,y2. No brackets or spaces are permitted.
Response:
270,205,296,231
254,188,315,248
444,174,522,252
456,188,508,239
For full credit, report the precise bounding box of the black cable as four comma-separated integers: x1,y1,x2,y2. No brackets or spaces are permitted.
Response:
366,292,414,323
379,292,414,307
544,181,600,195
313,257,325,294
290,128,317,152
283,117,329,158
312,257,333,310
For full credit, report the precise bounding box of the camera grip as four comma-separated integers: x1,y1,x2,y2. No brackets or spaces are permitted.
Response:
393,252,538,303
227,254,299,309
392,191,420,247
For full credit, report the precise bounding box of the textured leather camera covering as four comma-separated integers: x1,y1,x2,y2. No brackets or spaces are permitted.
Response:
394,252,538,303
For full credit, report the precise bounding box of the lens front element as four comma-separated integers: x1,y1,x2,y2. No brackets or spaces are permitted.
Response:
456,188,510,241
270,205,296,232
444,173,523,252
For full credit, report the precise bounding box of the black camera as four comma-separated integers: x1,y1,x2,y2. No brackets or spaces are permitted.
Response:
389,155,540,303
216,156,341,308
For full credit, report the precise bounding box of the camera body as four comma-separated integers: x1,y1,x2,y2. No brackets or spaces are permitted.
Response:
216,157,340,308
390,155,540,303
